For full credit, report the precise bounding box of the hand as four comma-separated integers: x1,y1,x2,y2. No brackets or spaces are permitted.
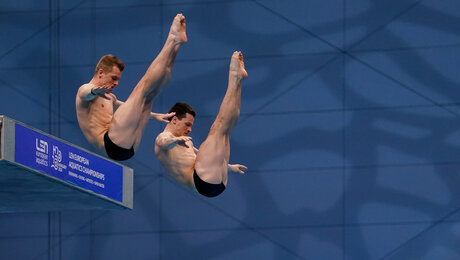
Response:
151,112,175,123
228,164,247,174
174,136,192,148
90,86,112,100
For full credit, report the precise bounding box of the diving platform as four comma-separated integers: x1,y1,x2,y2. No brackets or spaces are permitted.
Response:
0,116,133,212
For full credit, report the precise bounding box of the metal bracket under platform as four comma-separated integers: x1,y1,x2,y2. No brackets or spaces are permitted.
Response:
0,115,133,212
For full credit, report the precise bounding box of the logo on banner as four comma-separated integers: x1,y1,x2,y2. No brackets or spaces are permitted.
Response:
16,125,123,202
36,138,48,153
51,145,67,172
35,138,49,166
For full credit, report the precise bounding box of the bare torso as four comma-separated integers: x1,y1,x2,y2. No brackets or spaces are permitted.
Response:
154,131,197,189
76,84,115,150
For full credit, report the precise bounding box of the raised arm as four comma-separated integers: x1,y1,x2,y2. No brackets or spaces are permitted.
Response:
155,132,192,150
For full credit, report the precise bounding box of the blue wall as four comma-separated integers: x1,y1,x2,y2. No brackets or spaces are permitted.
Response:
1,0,460,259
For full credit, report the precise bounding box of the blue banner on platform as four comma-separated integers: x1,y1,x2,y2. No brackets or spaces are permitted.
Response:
14,124,123,202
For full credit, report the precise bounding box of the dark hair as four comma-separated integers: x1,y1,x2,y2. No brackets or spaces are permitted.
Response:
168,102,196,121
94,54,125,75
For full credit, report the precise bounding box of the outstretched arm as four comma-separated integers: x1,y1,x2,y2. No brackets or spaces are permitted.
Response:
113,99,175,123
156,132,192,150
228,164,247,174
151,112,175,123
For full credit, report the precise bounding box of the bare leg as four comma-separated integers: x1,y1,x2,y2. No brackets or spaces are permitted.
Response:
195,52,248,185
109,14,187,149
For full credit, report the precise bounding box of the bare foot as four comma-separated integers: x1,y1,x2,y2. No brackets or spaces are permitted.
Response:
169,13,187,45
230,51,248,80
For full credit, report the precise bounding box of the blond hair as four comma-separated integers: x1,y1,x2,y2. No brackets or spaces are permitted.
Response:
94,54,125,75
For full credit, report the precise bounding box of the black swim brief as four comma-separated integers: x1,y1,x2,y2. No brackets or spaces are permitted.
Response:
193,170,226,198
103,132,135,161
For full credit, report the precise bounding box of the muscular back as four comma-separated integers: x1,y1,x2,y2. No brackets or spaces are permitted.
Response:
76,84,115,150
